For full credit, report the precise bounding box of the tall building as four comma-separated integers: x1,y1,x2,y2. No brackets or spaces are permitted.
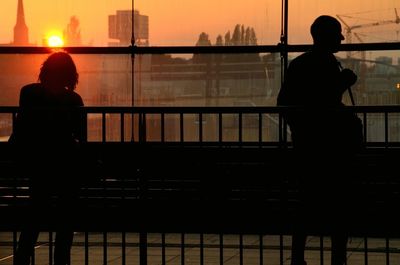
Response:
63,16,82,46
13,0,29,46
375,56,396,75
108,10,149,46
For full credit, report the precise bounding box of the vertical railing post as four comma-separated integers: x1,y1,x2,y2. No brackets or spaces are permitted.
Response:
199,113,203,143
81,107,88,142
49,232,53,265
180,112,184,143
259,235,264,265
138,112,147,143
162,233,166,265
121,113,125,142
138,142,147,265
386,237,390,265
258,112,263,144
219,234,224,265
363,112,367,144
181,233,185,265
218,112,223,143
238,113,243,144
102,112,106,143
139,232,147,265
384,111,389,147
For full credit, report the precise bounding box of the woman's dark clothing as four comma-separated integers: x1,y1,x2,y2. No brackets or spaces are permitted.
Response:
13,83,84,265
13,83,84,145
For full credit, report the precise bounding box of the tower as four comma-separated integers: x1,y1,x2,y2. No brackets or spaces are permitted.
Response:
108,10,149,46
13,0,29,45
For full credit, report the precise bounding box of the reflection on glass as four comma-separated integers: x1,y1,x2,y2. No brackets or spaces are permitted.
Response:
135,0,280,46
335,51,400,106
289,1,400,44
286,49,400,144
0,0,132,47
0,54,132,107
0,0,283,47
284,50,400,107
0,53,133,141
134,53,281,107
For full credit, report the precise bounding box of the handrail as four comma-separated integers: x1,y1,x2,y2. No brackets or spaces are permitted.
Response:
1,105,400,146
0,42,399,54
2,105,400,113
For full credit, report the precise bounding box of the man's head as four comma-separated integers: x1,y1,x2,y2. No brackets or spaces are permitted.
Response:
311,15,344,53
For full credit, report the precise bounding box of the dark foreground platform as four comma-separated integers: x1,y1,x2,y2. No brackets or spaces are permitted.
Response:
1,142,400,237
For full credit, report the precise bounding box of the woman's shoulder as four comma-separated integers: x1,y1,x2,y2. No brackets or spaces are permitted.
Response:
19,83,45,102
67,90,84,106
20,83,43,93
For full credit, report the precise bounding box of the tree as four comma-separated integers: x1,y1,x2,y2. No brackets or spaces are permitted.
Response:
193,32,212,64
250,27,257,45
241,24,245,45
191,24,265,103
245,27,251,45
224,31,231,46
215,35,223,46
220,24,260,62
231,24,241,45
196,32,212,46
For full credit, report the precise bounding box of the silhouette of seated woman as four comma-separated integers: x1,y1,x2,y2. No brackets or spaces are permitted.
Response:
12,51,84,265
277,15,358,265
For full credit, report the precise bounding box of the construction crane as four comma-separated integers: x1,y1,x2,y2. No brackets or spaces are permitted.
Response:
336,8,399,95
337,8,400,60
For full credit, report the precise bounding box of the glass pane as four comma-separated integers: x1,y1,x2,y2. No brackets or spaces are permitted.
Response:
288,49,400,144
0,0,131,47
289,1,400,44
0,53,132,141
287,49,400,106
135,0,281,46
134,53,281,106
337,50,400,106
0,54,132,106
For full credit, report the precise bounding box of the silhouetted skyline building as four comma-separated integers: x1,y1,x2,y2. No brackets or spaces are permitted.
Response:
13,0,29,46
63,16,82,46
108,10,149,46
375,56,396,74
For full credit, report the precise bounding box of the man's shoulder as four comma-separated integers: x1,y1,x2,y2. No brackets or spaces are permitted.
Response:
290,51,315,66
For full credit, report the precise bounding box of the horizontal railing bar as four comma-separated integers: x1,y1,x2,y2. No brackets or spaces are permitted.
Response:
0,47,132,54
0,42,399,55
2,105,400,113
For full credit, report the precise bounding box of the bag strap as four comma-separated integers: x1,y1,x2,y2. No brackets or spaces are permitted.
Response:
337,61,355,106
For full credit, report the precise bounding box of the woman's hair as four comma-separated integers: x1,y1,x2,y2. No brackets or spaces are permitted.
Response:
39,51,79,90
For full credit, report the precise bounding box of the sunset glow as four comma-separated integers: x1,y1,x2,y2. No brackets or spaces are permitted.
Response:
47,35,64,47
0,0,398,46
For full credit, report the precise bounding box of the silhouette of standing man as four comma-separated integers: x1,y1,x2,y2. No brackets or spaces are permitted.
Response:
277,16,358,265
12,51,85,265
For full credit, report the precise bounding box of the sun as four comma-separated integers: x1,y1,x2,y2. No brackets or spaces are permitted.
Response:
47,35,64,47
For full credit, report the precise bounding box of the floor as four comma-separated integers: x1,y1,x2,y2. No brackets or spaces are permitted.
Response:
2,232,400,265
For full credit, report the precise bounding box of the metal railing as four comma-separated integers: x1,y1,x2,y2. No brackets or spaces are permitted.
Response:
2,105,400,146
2,105,400,265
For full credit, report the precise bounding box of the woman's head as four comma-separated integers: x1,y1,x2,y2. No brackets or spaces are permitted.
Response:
39,51,79,90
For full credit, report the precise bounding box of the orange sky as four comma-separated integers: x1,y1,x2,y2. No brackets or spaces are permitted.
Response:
0,0,399,46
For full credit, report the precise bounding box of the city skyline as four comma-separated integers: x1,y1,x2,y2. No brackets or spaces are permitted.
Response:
0,0,399,46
